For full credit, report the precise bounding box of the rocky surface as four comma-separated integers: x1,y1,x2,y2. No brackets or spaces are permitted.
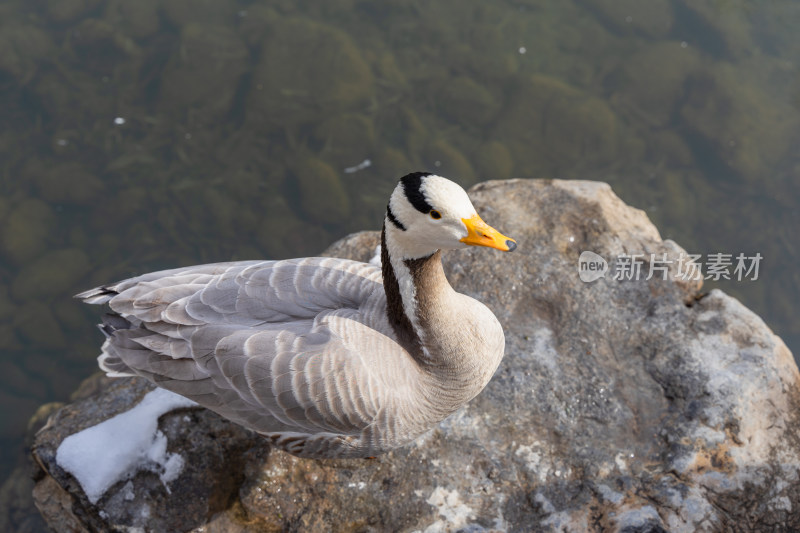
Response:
32,179,800,532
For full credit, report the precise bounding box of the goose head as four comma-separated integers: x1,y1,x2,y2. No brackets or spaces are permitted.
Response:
384,172,516,260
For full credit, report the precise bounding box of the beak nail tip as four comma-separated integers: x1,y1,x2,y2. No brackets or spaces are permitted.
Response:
506,240,517,252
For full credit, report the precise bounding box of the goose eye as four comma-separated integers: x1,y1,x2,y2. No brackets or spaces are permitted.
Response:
430,210,442,220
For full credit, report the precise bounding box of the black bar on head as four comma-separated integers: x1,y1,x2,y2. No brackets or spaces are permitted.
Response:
386,203,406,231
400,172,434,214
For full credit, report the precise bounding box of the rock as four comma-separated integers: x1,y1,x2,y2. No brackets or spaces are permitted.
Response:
0,466,49,533
0,401,59,533
32,180,800,531
320,231,380,264
32,377,262,532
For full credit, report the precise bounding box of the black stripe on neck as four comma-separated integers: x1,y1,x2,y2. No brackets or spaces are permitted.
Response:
400,172,434,213
381,224,424,361
386,203,406,231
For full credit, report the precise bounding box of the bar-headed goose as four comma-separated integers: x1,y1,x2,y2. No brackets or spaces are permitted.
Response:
78,172,516,458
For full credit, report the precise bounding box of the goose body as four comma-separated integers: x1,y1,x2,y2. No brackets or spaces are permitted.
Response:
78,173,516,458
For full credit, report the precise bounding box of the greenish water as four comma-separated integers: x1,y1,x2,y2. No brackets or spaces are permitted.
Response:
1,0,798,528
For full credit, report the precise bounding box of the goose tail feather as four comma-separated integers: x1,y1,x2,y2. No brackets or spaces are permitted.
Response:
96,313,137,377
75,287,118,305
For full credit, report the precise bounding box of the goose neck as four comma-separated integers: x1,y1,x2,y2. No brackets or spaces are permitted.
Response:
381,224,453,364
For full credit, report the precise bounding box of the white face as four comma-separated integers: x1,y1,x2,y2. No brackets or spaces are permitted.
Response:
387,175,478,256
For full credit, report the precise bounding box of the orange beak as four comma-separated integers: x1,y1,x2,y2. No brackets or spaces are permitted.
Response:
460,214,517,252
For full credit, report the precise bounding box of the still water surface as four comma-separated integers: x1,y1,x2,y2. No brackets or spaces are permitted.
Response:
0,0,798,526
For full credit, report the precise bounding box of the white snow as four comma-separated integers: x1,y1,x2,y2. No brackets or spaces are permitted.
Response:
56,388,197,504
423,487,476,532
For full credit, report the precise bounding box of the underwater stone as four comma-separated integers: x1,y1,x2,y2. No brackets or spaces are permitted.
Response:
0,26,52,86
680,63,797,181
103,0,160,40
422,140,475,186
14,302,66,350
44,0,103,24
649,131,695,167
32,163,106,206
372,147,414,187
0,390,43,442
255,196,305,259
0,198,56,265
313,114,376,169
0,197,8,225
395,107,429,157
201,188,242,242
67,18,140,73
52,297,90,336
677,1,754,59
0,286,14,321
459,23,519,81
475,141,514,181
583,0,674,38
249,17,374,125
439,77,499,128
494,75,621,176
608,42,703,128
374,52,408,91
0,324,21,351
290,157,351,225
90,187,149,230
159,23,249,118
236,5,280,48
162,0,237,26
10,249,90,303
0,359,48,403
0,464,49,533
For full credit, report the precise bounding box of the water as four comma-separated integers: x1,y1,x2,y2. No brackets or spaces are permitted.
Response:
1,0,798,529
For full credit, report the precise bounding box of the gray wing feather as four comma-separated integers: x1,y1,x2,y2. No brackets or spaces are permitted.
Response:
82,258,401,438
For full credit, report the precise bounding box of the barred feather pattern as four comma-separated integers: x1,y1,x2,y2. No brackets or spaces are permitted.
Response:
77,258,440,458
